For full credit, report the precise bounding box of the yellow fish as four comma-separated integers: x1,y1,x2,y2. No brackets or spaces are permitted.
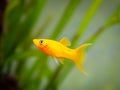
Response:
33,37,91,75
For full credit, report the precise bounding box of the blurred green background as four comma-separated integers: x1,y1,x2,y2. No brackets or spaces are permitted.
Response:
0,0,120,90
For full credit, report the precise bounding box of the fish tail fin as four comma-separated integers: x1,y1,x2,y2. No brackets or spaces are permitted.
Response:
73,43,91,75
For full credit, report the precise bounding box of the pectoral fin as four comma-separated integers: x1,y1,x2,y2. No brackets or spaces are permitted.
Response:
55,59,60,65
52,57,60,65
60,37,71,46
51,57,64,64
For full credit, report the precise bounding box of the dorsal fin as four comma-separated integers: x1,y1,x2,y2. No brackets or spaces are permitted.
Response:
60,37,71,46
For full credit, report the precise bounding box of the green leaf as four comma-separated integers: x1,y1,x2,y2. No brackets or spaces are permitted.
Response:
5,50,40,64
104,5,120,28
88,5,120,43
20,53,47,86
3,0,25,58
50,0,81,39
18,0,46,44
72,0,103,46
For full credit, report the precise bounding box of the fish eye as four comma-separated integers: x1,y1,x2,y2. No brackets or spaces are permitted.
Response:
39,40,44,45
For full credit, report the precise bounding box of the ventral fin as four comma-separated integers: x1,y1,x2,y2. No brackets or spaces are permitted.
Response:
60,37,71,46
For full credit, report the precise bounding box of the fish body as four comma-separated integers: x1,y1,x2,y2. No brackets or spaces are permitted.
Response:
33,37,91,75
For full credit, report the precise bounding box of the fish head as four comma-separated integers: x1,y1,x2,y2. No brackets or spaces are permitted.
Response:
33,39,48,51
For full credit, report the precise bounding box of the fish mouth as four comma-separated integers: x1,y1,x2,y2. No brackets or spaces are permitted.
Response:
33,39,37,43
33,39,39,46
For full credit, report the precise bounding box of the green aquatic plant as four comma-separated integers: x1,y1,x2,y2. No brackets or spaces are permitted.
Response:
0,0,120,90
